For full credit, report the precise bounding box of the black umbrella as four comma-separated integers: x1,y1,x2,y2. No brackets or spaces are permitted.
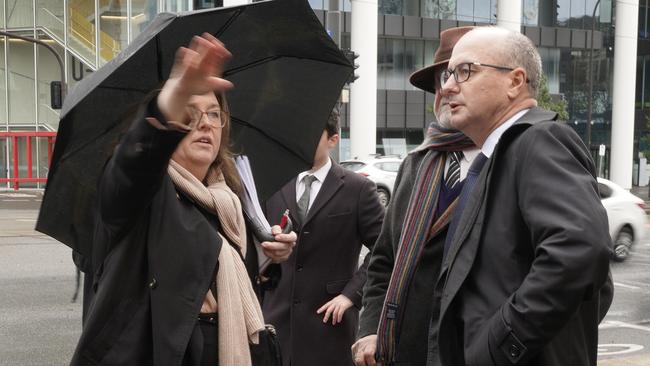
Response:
36,0,352,257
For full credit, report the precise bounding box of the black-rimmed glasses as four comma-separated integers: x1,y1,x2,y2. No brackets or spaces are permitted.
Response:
439,62,516,88
187,107,228,129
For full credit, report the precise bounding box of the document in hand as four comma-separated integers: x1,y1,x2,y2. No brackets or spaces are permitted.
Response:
235,155,274,271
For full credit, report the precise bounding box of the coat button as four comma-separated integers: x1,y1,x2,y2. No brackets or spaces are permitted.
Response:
296,264,303,272
293,299,300,305
149,277,158,289
509,344,520,358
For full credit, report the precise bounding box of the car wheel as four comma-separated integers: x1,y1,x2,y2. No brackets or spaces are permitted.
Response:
612,228,634,262
377,188,390,207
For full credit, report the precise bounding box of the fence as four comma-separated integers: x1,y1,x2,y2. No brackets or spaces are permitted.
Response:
0,132,57,190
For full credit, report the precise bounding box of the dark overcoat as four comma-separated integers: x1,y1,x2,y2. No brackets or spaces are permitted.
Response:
359,149,449,365
70,103,260,366
434,108,613,366
263,163,385,366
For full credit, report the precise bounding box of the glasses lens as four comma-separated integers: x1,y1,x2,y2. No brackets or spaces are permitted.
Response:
456,64,471,83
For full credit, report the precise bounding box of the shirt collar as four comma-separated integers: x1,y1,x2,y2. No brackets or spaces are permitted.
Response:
298,157,331,184
481,109,529,158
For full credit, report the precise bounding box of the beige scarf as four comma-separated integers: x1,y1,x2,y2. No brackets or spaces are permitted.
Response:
168,160,265,366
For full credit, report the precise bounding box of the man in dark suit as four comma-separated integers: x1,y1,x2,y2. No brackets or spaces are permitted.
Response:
352,26,478,366
263,108,385,366
431,27,612,366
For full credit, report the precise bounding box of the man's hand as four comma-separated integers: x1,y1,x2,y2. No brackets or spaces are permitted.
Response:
261,225,296,263
158,33,233,123
351,334,380,366
316,294,354,325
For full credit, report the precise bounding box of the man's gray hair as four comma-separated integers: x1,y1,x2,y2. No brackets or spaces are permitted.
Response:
467,27,543,98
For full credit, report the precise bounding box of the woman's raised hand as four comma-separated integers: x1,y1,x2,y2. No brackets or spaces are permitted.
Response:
158,33,233,124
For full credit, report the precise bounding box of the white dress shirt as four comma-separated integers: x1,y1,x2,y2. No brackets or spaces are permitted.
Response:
482,109,529,158
295,157,332,210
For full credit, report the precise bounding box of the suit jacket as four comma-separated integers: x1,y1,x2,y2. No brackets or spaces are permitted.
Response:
359,149,449,365
434,108,612,366
263,162,385,366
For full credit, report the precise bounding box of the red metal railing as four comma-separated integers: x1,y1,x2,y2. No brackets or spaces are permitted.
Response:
0,132,57,190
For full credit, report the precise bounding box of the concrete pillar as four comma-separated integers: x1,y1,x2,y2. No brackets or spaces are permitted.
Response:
349,0,377,159
497,0,522,32
610,0,639,189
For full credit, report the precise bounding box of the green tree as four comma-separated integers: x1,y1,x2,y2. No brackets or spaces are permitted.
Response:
537,74,569,121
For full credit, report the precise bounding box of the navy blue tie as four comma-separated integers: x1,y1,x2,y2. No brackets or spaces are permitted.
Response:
442,153,488,259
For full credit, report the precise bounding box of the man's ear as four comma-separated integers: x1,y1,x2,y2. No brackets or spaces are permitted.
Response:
328,133,340,147
507,67,529,99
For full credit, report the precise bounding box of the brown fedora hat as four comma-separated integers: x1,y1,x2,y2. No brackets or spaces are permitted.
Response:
409,26,475,94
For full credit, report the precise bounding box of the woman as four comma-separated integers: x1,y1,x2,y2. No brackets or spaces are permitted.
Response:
71,34,296,366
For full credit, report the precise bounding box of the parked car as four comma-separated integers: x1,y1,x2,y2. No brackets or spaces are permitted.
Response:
598,178,647,261
340,156,402,206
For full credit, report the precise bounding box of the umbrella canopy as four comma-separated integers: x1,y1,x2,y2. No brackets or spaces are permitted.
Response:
36,0,352,256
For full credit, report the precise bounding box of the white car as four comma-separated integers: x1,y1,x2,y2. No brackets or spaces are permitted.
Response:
340,156,402,207
598,178,647,261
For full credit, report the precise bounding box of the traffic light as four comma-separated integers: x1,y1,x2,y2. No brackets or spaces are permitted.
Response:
342,49,359,84
50,81,62,109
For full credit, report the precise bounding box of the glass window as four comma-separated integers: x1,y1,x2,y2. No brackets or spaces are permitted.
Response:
134,0,160,40
36,33,63,131
380,0,403,15
570,0,587,28
100,1,128,66
598,183,612,199
420,0,437,18
404,40,424,90
523,0,539,26
0,39,6,125
377,38,387,89
7,0,34,28
383,38,406,90
643,58,650,108
37,0,65,43
556,0,570,26
67,0,97,67
636,57,643,108
340,161,366,171
8,41,36,125
404,0,420,16
309,0,325,10
456,0,473,21
540,47,560,94
474,0,492,23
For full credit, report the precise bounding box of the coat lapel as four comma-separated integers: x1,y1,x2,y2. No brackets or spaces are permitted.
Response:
302,164,344,227
437,107,557,314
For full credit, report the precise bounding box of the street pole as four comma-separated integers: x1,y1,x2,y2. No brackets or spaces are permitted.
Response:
586,0,601,154
0,30,66,102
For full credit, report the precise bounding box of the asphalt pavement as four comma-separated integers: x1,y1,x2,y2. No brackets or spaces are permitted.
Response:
1,189,650,365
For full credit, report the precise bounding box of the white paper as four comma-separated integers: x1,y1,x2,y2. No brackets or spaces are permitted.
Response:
234,155,273,272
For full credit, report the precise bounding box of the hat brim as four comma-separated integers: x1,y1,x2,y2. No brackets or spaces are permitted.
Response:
409,60,447,94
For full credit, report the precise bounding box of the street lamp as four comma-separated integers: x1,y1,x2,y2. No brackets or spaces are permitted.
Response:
0,30,66,108
586,0,601,153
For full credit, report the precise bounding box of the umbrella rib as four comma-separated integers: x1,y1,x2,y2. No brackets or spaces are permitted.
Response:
224,54,351,76
230,116,312,165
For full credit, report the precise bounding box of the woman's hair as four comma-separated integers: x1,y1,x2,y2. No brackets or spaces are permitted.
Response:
209,92,243,194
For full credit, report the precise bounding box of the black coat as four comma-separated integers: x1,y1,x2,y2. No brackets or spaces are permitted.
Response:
263,163,385,366
71,104,261,366
434,108,613,366
358,149,449,365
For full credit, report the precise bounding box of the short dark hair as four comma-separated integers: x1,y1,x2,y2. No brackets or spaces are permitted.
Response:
326,104,340,138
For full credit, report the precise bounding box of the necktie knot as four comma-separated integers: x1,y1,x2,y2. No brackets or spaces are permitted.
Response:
445,151,463,189
302,174,317,186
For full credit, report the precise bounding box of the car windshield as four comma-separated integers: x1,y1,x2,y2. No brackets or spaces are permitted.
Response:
341,162,366,172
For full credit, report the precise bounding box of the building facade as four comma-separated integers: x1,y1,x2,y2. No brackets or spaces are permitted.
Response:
0,0,641,187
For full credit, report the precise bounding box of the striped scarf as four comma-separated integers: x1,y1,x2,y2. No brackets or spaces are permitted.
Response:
376,123,474,363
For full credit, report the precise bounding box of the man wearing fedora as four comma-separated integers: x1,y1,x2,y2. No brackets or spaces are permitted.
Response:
352,26,479,366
